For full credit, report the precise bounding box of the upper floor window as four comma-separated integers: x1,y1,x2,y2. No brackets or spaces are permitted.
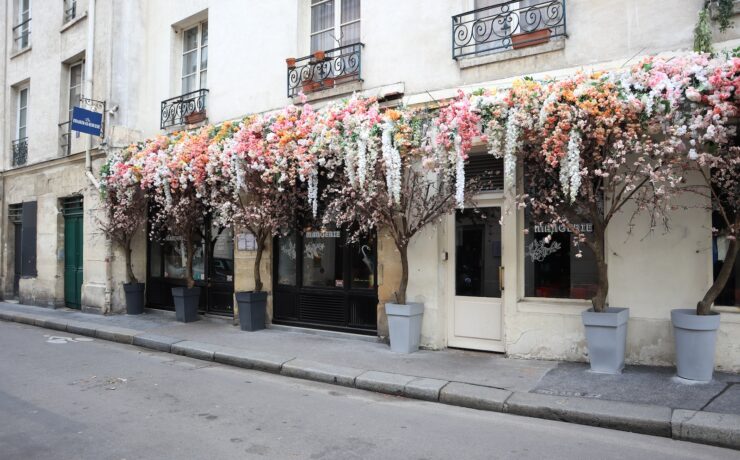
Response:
17,87,29,141
14,0,31,50
64,0,77,23
181,21,208,94
68,62,84,121
310,0,360,52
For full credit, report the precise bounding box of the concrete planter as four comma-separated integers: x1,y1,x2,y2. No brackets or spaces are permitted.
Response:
172,286,201,323
236,291,267,332
123,282,145,315
671,309,720,382
385,303,424,354
581,307,629,374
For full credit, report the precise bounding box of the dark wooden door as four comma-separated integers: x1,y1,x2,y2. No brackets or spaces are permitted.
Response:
63,198,84,309
13,223,22,297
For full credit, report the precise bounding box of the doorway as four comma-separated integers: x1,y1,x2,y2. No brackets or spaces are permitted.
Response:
63,196,84,309
447,204,505,351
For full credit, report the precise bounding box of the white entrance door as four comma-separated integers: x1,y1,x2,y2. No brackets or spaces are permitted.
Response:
448,203,505,352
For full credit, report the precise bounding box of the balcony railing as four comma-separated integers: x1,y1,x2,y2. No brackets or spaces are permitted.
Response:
160,88,209,130
452,0,566,59
12,138,28,167
287,43,363,98
13,18,31,51
58,121,71,156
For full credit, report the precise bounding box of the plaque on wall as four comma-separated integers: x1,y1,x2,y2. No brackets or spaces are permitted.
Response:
237,232,257,251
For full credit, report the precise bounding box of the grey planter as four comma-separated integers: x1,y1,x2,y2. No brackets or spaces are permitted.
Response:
172,286,201,323
581,307,629,374
385,302,424,353
235,291,267,332
671,308,720,382
123,282,145,315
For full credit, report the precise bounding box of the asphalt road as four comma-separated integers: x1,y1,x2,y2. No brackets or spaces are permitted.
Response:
0,321,736,460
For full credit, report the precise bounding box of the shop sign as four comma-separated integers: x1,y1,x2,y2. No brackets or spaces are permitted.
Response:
71,106,103,136
534,223,593,233
304,230,340,238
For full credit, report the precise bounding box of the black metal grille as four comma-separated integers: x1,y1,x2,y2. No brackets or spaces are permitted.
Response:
8,204,23,224
12,138,28,167
452,0,566,59
287,43,363,98
466,154,504,191
62,196,84,216
160,88,208,130
58,121,71,156
13,18,31,51
298,294,346,325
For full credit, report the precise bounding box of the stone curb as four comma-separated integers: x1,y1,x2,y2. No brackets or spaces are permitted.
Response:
672,409,740,450
2,308,740,448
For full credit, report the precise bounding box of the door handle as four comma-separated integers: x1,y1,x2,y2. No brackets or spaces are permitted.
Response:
499,266,505,291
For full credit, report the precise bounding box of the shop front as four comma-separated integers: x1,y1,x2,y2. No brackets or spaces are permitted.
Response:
146,222,235,315
272,230,378,334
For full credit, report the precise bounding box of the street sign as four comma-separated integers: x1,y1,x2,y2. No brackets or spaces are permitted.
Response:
70,106,103,136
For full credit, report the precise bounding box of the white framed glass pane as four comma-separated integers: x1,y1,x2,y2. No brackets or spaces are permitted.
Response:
70,64,83,87
201,22,208,46
182,50,198,77
200,45,208,71
181,75,196,94
18,126,26,139
341,0,360,23
311,0,334,33
340,22,360,45
311,30,334,53
199,70,207,89
183,26,198,52
19,88,28,108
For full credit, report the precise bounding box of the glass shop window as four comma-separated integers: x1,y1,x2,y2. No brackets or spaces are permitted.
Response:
456,207,502,297
523,211,599,300
277,233,297,286
152,236,206,281
349,232,376,289
713,211,739,307
302,230,344,288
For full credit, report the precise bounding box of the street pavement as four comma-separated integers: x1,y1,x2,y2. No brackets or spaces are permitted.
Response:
0,321,736,460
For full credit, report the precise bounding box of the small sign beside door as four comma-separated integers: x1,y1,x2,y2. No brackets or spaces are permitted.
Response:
237,232,257,251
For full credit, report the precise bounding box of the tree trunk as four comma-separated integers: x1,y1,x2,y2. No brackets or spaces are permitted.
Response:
590,226,609,312
253,235,265,293
124,238,137,284
697,236,738,315
185,232,195,289
396,242,409,305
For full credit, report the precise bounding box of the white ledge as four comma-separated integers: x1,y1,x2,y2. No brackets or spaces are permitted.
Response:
60,11,88,33
457,38,566,70
293,81,363,104
10,45,32,60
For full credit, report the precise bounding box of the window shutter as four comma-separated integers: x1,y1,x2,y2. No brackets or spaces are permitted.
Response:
21,201,37,277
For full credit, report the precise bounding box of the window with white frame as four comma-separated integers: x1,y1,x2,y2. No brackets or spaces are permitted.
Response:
15,0,31,49
64,0,77,23
310,0,360,52
17,87,29,141
68,61,84,121
181,21,208,94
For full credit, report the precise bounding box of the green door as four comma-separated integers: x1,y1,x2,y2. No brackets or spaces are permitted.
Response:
63,197,84,309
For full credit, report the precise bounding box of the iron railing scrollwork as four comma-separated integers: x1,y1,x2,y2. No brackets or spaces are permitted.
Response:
452,0,566,59
160,88,209,130
12,138,28,167
13,18,31,51
58,121,71,156
287,43,363,98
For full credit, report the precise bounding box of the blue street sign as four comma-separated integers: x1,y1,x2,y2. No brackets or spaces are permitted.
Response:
71,106,103,136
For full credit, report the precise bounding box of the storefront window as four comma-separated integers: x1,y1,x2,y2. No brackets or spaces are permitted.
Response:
524,212,598,300
713,212,739,306
210,226,234,282
277,233,297,286
456,207,502,297
162,237,205,281
350,233,376,289
302,230,344,288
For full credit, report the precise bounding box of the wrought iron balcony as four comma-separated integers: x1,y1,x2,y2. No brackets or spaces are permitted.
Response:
452,0,566,59
12,138,28,167
58,121,71,156
13,18,31,51
160,88,209,130
287,43,363,98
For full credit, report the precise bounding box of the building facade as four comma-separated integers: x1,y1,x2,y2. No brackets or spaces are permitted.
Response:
2,0,739,371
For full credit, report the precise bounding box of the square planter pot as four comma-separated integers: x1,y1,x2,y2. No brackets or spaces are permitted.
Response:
671,309,720,382
123,282,145,315
235,291,267,332
385,302,424,354
581,307,629,374
172,286,201,323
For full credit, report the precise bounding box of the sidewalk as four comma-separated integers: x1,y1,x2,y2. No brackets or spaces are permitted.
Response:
1,301,738,450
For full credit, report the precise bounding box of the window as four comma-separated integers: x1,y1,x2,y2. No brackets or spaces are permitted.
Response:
15,0,31,49
68,62,84,121
523,210,599,300
17,87,29,141
456,207,502,297
713,211,739,307
310,0,360,52
63,0,76,22
10,201,37,278
181,21,208,94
